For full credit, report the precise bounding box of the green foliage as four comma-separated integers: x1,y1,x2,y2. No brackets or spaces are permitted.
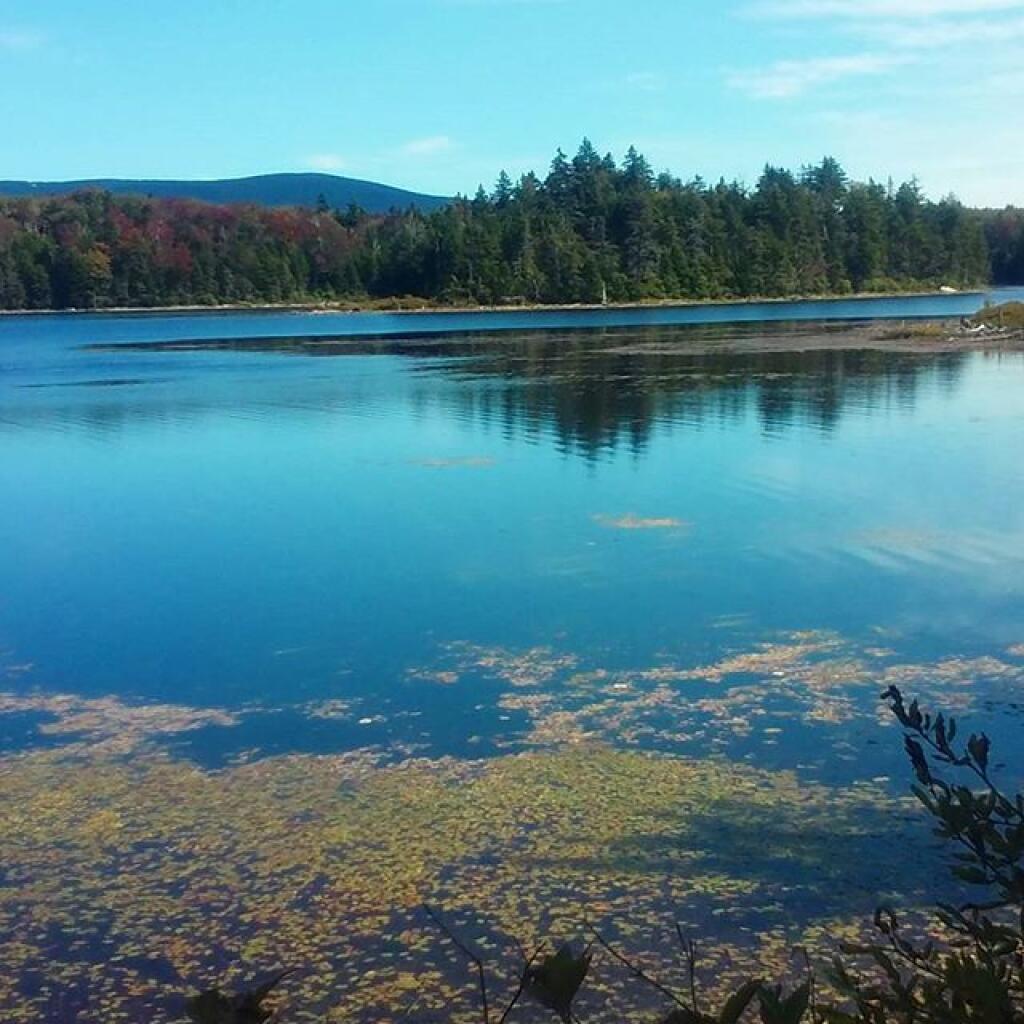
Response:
759,982,813,1024
824,687,1024,1024
659,979,763,1024
0,145,1007,312
983,208,1024,285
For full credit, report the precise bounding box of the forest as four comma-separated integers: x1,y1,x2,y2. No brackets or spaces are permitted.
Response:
0,141,1021,311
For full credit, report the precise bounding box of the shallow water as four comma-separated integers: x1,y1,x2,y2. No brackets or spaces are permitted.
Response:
1,293,1024,1021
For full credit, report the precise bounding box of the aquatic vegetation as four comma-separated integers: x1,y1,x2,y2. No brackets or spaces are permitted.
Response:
0,691,238,754
391,694,1024,1024
593,515,691,531
666,634,843,685
397,632,1024,774
406,668,461,686
9,630,1020,779
168,690,1024,1024
425,643,581,690
0,742,915,1022
3,632,1023,1020
302,699,355,720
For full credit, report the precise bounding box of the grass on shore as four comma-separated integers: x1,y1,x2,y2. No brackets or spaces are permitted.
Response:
872,321,950,341
873,301,1024,342
973,300,1024,328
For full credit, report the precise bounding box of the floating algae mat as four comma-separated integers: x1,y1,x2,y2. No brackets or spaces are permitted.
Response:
2,638,1024,1020
2,635,1024,1019
1,742,937,1023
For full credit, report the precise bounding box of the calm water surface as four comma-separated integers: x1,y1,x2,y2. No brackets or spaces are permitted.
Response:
1,291,1023,771
1,292,1024,1021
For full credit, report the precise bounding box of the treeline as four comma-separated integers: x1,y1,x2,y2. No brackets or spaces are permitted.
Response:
984,206,1024,284
0,141,1019,311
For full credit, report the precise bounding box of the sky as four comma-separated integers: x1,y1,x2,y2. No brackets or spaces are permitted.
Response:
1,0,1022,206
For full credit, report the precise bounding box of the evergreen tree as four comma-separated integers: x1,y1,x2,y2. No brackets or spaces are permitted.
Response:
0,143,1013,311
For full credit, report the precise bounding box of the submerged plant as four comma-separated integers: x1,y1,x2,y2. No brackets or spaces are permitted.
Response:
175,686,1023,1023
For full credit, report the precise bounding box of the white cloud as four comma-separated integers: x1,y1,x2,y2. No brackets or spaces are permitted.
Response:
727,52,910,98
306,153,347,172
400,135,454,157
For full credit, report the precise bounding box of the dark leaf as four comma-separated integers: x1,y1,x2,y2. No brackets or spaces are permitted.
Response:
524,944,592,1024
719,980,762,1024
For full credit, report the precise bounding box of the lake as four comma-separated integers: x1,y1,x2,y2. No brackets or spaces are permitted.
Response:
1,290,1024,1022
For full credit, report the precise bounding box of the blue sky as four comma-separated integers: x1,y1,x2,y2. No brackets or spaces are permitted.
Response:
1,0,1022,205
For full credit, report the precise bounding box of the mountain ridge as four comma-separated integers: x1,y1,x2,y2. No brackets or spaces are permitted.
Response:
0,172,450,214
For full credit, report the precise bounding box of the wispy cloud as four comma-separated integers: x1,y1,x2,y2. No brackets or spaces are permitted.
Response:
624,71,668,92
0,28,44,51
850,13,1024,48
734,0,1024,104
400,135,454,157
758,0,1024,50
727,52,910,98
812,106,1024,204
443,0,568,5
306,153,347,172
751,0,1024,16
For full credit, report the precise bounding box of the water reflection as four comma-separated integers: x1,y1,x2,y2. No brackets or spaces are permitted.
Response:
411,334,971,455
2,315,1022,757
2,322,977,458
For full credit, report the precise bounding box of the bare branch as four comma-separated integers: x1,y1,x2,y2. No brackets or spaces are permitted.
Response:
498,944,546,1024
585,921,688,1010
424,904,490,1024
676,922,700,1015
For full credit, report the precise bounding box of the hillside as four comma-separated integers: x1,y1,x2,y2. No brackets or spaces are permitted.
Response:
0,172,450,214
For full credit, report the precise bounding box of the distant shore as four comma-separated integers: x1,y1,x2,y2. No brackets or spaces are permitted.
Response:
0,287,990,319
602,322,1024,356
80,311,1024,358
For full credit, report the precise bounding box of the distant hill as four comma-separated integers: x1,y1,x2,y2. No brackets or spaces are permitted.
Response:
0,172,450,214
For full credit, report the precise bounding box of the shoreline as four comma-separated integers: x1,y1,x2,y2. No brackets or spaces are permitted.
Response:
0,287,992,319
86,320,1024,357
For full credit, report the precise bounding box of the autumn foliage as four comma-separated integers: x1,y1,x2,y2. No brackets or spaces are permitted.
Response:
3,144,1020,312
